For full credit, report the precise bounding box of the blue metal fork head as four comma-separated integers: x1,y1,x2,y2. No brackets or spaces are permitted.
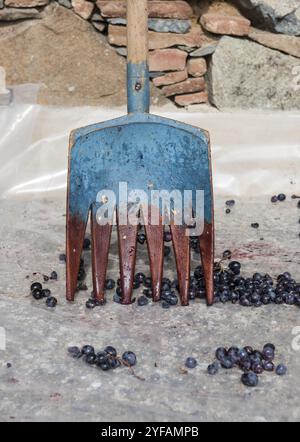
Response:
68,112,213,227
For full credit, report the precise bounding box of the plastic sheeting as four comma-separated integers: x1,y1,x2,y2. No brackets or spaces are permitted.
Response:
0,84,300,198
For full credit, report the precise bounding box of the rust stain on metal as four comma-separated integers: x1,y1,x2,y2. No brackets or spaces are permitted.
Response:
66,213,87,302
170,223,190,306
199,221,214,306
117,211,139,305
91,209,112,303
144,207,164,302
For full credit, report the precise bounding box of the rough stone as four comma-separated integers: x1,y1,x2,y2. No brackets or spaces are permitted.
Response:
208,36,300,110
249,27,300,58
92,21,106,32
117,49,181,65
187,58,207,77
190,43,218,57
0,7,40,20
91,12,104,22
161,77,205,96
108,25,202,49
177,45,197,53
97,0,193,20
148,18,191,34
107,17,127,25
58,0,71,8
200,13,251,36
116,47,173,63
195,0,246,19
149,49,187,72
174,91,208,106
153,69,188,87
107,18,192,34
232,0,300,36
149,71,164,79
105,15,127,26
71,0,94,20
0,3,166,106
115,46,127,57
5,0,49,6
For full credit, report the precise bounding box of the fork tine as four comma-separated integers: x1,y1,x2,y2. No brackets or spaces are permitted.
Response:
170,224,190,306
91,205,112,304
66,213,89,301
199,221,214,305
117,211,138,304
144,212,164,302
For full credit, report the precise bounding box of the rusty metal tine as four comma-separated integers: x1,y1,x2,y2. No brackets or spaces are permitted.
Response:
66,213,88,302
144,213,164,302
117,212,138,304
170,224,190,306
91,206,112,304
199,222,215,305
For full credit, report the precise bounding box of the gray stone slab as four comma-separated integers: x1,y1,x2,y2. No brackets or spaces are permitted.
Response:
107,18,191,34
148,19,191,34
232,0,300,36
190,44,218,57
115,47,127,57
58,0,71,9
91,12,104,22
0,196,300,421
149,71,165,78
208,36,300,110
176,45,197,53
107,17,127,26
249,27,300,58
0,7,40,21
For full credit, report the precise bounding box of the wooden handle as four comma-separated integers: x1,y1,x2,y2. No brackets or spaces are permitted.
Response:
127,0,148,65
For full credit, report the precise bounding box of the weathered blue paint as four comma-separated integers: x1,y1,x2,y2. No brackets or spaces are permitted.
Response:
68,113,213,224
127,61,150,114
72,113,205,143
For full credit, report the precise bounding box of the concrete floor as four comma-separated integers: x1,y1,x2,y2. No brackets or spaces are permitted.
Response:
0,196,300,422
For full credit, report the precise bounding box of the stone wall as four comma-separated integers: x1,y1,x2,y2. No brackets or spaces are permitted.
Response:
1,0,300,109
102,0,211,106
